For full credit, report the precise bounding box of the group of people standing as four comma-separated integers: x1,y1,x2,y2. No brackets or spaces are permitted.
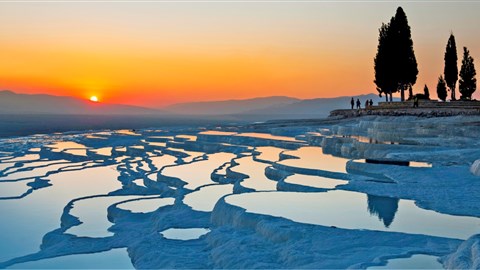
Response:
351,98,374,109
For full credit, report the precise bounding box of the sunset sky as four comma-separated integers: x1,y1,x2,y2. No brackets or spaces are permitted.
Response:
1,1,479,107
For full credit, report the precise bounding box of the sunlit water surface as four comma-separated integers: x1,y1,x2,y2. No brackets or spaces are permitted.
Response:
0,127,475,269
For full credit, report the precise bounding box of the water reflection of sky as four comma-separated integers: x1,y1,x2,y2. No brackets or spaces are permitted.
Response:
184,184,233,212
198,131,237,136
254,146,284,163
9,248,134,269
162,153,235,190
0,166,122,262
0,125,474,269
279,146,348,173
236,132,299,142
117,197,174,213
284,174,348,189
369,254,442,269
47,142,87,152
160,228,210,240
66,195,149,238
226,190,480,240
232,156,277,191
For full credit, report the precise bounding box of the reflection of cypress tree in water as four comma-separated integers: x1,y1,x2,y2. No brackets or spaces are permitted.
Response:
367,194,399,227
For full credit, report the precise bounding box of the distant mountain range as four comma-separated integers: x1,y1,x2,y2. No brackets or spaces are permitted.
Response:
0,90,161,115
164,96,300,115
165,93,386,119
0,90,386,119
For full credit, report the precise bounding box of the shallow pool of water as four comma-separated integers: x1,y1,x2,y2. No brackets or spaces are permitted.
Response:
278,147,348,174
225,190,480,240
66,195,147,238
8,248,133,269
92,147,113,157
236,132,299,142
369,254,442,269
199,131,238,136
162,153,235,190
1,160,63,175
132,178,147,188
184,184,233,212
284,174,348,189
1,154,41,164
0,165,123,262
64,149,88,157
160,228,210,240
0,162,80,181
47,142,87,153
116,130,140,136
232,156,277,191
254,146,285,163
117,197,174,213
149,155,177,172
146,142,167,148
167,148,205,163
0,181,30,198
175,135,197,141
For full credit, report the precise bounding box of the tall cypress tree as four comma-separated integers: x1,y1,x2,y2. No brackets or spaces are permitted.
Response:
391,7,418,101
423,84,430,99
437,76,447,102
444,34,458,100
374,23,396,102
459,47,477,100
374,7,417,102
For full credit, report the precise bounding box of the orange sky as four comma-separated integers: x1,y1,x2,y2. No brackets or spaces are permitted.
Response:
1,2,479,107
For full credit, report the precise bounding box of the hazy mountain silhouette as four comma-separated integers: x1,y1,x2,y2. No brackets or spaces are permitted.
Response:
0,90,161,115
1,90,392,119
240,94,385,118
0,90,392,136
164,96,300,115
164,94,390,119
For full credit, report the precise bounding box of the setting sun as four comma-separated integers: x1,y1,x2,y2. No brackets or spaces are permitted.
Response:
90,96,99,102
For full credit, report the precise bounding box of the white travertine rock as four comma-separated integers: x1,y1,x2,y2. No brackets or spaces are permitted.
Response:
471,160,480,176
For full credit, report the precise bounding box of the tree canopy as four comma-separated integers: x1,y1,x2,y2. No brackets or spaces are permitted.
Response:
374,7,418,102
423,84,430,99
374,23,396,102
444,34,458,101
459,47,477,100
437,76,447,102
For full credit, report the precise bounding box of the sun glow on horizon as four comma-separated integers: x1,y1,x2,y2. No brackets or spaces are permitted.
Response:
1,2,479,106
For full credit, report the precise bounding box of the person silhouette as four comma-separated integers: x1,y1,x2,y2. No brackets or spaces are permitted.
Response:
350,98,354,109
369,99,373,107
356,99,361,109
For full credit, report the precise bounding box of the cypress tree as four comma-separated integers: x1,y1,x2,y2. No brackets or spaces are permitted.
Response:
391,7,418,101
437,76,447,102
374,7,417,102
444,34,458,100
374,23,396,102
424,84,430,99
459,47,477,100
